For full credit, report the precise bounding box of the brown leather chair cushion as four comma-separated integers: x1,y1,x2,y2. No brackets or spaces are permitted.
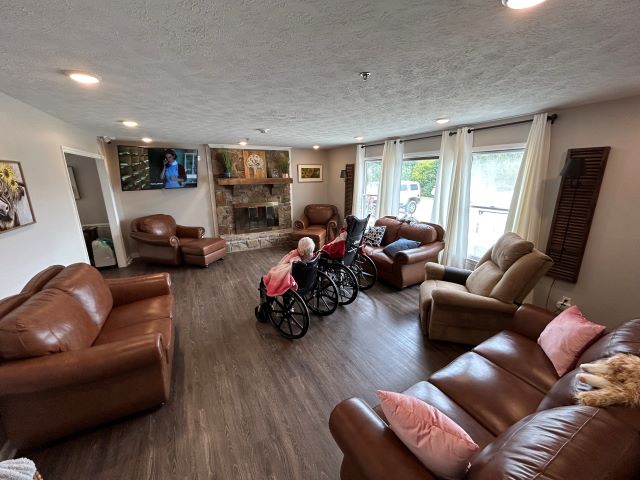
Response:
180,237,226,256
468,406,640,480
374,217,402,246
107,295,175,327
20,265,65,294
397,222,437,244
305,205,336,225
0,289,99,360
577,318,640,364
44,263,113,329
137,215,177,237
473,331,558,393
0,293,30,318
429,352,544,436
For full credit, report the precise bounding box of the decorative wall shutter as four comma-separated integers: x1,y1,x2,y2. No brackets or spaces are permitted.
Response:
546,147,610,283
344,164,355,217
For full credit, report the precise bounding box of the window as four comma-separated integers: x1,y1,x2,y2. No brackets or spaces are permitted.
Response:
398,157,439,221
362,159,381,217
467,149,524,260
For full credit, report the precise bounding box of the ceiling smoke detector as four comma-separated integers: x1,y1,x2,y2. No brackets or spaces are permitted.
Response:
256,128,270,134
359,72,371,81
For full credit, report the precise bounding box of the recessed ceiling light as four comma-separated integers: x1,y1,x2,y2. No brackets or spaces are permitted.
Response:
141,137,152,143
121,120,138,128
67,71,101,84
501,0,547,9
354,136,364,141
436,118,450,125
313,145,320,150
239,139,248,146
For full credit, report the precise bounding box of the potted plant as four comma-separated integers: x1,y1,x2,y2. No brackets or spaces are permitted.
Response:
277,154,290,178
220,151,233,178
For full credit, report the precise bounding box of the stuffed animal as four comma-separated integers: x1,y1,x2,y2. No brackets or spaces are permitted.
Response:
576,353,640,407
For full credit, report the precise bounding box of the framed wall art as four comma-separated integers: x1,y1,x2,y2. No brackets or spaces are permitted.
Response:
0,160,36,234
297,164,323,183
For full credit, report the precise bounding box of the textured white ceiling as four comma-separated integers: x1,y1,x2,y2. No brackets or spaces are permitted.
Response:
1,0,639,147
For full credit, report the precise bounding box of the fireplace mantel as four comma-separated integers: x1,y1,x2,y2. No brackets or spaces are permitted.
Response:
216,177,293,186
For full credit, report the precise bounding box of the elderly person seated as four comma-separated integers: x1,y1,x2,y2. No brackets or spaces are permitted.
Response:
260,237,315,299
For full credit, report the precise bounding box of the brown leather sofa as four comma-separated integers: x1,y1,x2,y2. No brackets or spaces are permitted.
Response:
291,204,339,249
364,216,445,288
0,263,175,450
130,214,226,266
420,232,553,345
330,305,640,479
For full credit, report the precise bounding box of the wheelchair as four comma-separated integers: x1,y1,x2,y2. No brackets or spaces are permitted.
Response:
318,215,378,304
255,254,339,339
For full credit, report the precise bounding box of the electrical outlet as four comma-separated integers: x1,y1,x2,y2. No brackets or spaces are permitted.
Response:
556,296,572,311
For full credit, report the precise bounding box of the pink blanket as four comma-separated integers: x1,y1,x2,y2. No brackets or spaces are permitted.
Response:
262,249,301,297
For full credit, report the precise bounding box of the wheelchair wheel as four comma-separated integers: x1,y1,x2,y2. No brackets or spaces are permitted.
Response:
325,263,359,306
268,290,310,339
353,253,377,291
303,271,339,316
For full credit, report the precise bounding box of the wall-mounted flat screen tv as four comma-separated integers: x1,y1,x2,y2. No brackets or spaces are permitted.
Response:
117,145,198,191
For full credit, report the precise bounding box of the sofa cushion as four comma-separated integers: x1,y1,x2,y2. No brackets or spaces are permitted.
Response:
94,317,173,353
397,222,437,244
375,217,402,245
474,331,558,393
377,390,479,479
106,295,175,329
538,305,605,376
466,262,502,297
490,233,533,272
578,318,640,364
44,263,113,330
0,293,30,319
382,238,421,258
398,381,496,449
305,205,336,225
467,406,640,480
138,214,176,236
0,289,99,360
20,265,65,294
429,352,545,436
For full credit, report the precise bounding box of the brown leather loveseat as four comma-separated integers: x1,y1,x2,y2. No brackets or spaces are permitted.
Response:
291,204,339,249
330,305,640,479
0,263,175,450
364,216,445,288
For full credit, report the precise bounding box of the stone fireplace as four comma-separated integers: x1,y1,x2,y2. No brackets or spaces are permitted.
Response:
211,147,293,252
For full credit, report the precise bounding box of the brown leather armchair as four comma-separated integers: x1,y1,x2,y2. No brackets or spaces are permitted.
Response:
330,305,640,479
420,232,552,345
291,204,339,249
0,263,174,450
130,214,226,266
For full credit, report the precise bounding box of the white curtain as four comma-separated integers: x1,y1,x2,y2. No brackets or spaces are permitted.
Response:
431,128,474,268
352,144,366,217
377,140,403,218
505,113,551,243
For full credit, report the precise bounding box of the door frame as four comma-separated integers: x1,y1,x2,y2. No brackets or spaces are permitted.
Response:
60,146,128,268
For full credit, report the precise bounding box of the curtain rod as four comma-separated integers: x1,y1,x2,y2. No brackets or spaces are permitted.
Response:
360,114,558,147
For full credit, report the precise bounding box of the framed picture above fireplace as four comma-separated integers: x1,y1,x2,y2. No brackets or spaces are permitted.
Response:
298,164,323,183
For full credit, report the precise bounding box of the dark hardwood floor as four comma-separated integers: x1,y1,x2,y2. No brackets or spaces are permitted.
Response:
28,247,467,479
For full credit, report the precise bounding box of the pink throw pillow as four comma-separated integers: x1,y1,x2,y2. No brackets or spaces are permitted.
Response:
538,305,606,376
377,390,479,479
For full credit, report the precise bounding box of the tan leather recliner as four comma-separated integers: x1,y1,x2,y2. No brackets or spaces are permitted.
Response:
420,232,552,345
130,214,226,266
0,263,174,450
291,204,339,249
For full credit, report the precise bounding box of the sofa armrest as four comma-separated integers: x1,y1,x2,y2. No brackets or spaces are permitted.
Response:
329,398,437,480
130,231,179,248
0,333,166,396
425,263,472,285
176,224,204,238
327,215,339,241
432,289,517,314
294,215,310,230
395,242,444,266
508,304,557,341
106,273,171,306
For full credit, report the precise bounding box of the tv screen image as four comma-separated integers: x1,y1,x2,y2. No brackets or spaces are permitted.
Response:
117,145,198,191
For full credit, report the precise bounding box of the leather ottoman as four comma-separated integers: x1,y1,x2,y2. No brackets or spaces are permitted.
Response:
181,237,227,266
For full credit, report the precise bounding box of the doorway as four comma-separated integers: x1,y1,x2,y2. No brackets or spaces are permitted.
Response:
61,147,127,268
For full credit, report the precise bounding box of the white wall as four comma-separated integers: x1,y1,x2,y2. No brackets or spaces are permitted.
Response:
290,148,330,221
533,96,640,328
65,153,109,225
0,92,98,298
104,142,214,257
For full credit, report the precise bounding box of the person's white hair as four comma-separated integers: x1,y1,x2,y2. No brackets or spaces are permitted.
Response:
297,237,315,259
